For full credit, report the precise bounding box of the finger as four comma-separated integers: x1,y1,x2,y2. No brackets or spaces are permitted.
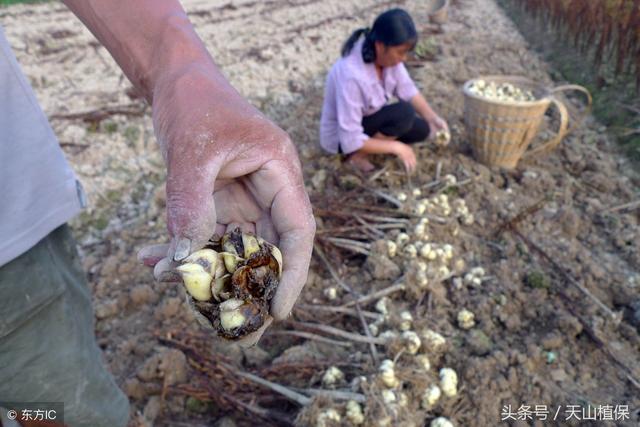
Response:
244,158,314,320
215,223,227,238
256,215,278,246
213,181,264,224
269,186,315,320
137,243,171,266
404,159,413,174
165,156,221,261
401,158,407,172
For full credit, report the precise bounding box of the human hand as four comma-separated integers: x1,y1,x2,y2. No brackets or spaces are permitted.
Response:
392,142,417,173
429,114,451,147
138,64,315,345
428,115,449,134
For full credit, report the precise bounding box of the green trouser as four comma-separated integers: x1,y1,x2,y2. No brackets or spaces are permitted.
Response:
0,225,129,427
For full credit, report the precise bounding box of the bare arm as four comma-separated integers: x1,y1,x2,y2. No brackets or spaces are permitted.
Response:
358,138,400,154
63,0,316,337
357,138,416,172
410,92,439,123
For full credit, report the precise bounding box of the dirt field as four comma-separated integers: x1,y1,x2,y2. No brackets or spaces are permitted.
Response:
1,0,639,426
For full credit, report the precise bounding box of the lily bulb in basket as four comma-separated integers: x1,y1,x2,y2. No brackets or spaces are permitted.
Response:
469,80,536,102
175,228,282,340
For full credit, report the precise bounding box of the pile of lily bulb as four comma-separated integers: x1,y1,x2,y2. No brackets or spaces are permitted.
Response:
468,79,537,103
392,180,482,297
311,296,458,427
309,179,490,427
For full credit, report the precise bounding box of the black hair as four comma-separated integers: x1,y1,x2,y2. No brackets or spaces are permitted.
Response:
341,8,418,63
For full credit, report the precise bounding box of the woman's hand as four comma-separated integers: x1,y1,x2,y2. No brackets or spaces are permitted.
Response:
427,115,450,147
409,94,449,146
139,64,315,344
428,115,449,136
392,141,417,173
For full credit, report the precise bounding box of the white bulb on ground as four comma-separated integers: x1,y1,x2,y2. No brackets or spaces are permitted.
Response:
399,310,413,331
416,355,431,371
439,368,458,397
422,329,446,350
457,309,475,330
421,384,441,409
346,400,364,425
430,417,454,427
322,366,345,387
402,331,421,354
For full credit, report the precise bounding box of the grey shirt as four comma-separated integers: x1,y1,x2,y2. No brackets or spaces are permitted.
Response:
0,26,85,267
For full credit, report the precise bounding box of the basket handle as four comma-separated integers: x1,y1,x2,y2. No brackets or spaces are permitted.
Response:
523,97,569,158
550,84,593,135
523,84,591,158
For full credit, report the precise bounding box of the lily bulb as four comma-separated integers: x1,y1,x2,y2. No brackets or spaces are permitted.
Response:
176,263,213,301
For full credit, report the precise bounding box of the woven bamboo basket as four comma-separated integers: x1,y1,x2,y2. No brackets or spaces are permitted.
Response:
428,0,450,24
462,75,591,169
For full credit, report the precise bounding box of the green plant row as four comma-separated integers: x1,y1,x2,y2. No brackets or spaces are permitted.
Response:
512,0,640,86
0,0,49,5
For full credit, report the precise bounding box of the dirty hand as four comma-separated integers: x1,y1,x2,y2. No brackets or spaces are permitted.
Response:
138,65,315,335
393,142,417,173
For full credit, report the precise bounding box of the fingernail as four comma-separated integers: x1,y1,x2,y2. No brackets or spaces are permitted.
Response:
174,237,191,261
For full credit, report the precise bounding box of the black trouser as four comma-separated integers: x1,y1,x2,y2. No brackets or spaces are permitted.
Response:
362,101,430,143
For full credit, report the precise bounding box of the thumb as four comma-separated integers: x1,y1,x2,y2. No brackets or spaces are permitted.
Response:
165,161,220,261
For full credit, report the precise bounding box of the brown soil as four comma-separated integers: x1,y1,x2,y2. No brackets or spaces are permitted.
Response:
1,0,639,426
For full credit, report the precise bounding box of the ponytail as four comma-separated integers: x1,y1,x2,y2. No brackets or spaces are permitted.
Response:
361,35,376,63
341,27,369,57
